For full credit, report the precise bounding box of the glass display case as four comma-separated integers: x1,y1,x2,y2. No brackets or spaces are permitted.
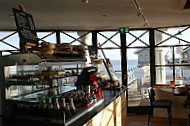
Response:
0,53,104,125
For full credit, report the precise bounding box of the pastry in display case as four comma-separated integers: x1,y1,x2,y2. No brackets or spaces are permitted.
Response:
29,41,86,59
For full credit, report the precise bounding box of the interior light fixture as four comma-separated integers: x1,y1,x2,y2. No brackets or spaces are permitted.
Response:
143,22,148,27
131,0,149,27
136,10,141,17
81,0,88,4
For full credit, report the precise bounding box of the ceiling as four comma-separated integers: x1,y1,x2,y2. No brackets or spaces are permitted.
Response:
0,0,190,30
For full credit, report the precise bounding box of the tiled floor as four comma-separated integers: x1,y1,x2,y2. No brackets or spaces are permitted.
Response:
126,114,188,126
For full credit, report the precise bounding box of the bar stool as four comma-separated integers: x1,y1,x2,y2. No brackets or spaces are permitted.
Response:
148,87,172,126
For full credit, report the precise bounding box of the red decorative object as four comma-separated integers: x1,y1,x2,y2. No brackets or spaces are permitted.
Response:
95,88,103,99
89,73,98,87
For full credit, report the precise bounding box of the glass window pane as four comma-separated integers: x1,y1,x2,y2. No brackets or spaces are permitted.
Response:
0,31,19,51
176,66,190,85
156,67,173,85
156,27,190,46
175,46,189,64
61,31,77,43
126,30,149,47
155,47,172,65
98,31,120,48
127,48,150,107
37,32,56,43
97,49,121,83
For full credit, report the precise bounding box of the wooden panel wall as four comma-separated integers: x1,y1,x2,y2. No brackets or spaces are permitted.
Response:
84,91,127,126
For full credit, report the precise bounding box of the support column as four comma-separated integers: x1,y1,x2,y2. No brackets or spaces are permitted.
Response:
56,30,61,44
155,30,166,84
149,29,156,86
92,31,98,56
0,65,6,115
120,33,127,86
77,31,91,66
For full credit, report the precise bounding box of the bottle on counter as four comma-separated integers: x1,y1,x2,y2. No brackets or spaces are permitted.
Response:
54,97,60,110
60,97,67,123
53,97,62,119
62,111,66,126
47,97,54,118
61,97,66,110
91,90,97,102
41,96,48,116
65,103,72,118
69,98,76,114
37,100,44,116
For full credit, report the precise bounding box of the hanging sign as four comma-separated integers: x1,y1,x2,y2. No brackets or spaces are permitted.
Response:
12,8,38,46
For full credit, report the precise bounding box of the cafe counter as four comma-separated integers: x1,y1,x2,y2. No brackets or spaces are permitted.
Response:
0,88,127,126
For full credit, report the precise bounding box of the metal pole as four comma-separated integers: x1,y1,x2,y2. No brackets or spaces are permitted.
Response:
56,30,61,44
0,64,6,115
92,31,98,55
120,33,127,86
149,29,156,87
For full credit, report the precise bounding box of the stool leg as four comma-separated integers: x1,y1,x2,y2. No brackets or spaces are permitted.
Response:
148,107,153,125
167,107,172,126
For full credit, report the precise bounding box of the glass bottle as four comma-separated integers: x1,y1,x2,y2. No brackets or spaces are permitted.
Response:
69,98,76,114
61,98,66,110
41,96,48,117
53,97,61,119
47,97,54,118
65,103,72,118
54,97,60,110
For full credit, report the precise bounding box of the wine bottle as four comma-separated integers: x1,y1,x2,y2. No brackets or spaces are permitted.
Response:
61,98,66,110
53,97,61,119
47,97,54,118
42,96,48,117
65,103,72,118
69,98,76,114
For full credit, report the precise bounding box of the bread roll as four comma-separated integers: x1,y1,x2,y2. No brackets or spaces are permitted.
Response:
73,45,85,51
40,48,54,55
41,42,50,47
57,71,66,76
41,42,55,49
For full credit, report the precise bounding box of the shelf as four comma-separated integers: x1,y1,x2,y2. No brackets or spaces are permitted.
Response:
0,53,87,66
8,85,77,103
5,75,78,86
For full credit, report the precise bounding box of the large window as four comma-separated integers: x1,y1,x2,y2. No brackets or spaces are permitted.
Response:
97,31,121,83
155,27,190,86
126,30,150,107
0,31,19,55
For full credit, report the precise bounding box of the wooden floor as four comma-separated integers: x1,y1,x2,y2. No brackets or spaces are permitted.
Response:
126,114,188,126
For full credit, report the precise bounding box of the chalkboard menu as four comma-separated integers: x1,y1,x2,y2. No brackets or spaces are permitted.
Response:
12,8,38,46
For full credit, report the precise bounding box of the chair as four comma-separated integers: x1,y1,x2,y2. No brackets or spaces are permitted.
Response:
148,87,172,126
